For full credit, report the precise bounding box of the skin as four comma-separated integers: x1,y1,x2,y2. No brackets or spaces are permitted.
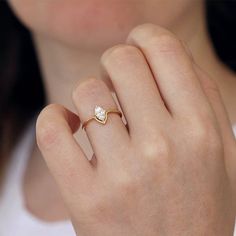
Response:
38,27,236,235
8,0,236,234
9,0,199,49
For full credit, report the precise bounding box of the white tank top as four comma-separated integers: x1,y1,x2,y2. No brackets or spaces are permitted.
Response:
0,118,75,236
0,118,236,236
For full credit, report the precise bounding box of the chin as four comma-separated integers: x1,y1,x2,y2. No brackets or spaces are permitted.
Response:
9,0,146,50
9,0,198,49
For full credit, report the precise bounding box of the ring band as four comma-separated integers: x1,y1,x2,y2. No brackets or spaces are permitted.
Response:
82,105,122,130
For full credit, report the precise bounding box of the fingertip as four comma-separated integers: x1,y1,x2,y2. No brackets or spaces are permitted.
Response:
36,104,80,149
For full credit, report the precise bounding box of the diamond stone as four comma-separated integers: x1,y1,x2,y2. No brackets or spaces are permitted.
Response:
95,106,106,121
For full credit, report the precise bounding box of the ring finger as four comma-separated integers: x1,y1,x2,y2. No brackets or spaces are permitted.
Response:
72,78,130,161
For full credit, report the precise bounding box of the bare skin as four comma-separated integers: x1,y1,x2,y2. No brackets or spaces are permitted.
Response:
8,0,236,230
36,25,236,235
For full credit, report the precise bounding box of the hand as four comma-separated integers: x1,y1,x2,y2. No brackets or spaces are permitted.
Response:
36,24,236,236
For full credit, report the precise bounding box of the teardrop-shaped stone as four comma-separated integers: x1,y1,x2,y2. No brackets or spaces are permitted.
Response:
95,106,106,121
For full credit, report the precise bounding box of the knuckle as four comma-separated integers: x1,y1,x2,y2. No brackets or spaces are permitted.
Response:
140,137,171,164
39,103,62,115
190,121,208,144
72,77,103,101
128,23,158,38
188,119,222,151
148,33,183,54
128,23,183,54
36,120,61,149
101,44,141,66
114,173,136,195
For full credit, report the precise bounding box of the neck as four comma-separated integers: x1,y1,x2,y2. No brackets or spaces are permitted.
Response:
33,36,106,114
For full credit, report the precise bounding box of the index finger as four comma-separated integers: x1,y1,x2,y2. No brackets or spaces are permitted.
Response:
36,104,94,201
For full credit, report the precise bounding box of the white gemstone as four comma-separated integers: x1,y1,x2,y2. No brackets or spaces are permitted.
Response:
95,106,102,113
95,106,106,121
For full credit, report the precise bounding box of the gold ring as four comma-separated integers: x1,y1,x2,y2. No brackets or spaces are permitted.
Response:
82,105,122,130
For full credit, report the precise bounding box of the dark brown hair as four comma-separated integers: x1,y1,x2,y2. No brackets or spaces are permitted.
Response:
0,2,46,172
0,1,235,168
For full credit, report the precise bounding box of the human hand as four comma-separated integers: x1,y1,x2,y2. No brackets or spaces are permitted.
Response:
36,24,236,236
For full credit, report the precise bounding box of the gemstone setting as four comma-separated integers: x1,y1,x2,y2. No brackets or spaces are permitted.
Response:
94,106,107,124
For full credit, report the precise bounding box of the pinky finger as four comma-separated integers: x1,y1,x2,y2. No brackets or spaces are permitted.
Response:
193,65,236,185
193,64,235,144
36,104,94,202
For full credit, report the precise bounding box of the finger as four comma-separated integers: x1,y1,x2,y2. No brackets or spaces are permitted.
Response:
101,44,171,142
36,104,93,201
127,24,213,120
194,64,235,143
193,64,236,180
72,77,130,161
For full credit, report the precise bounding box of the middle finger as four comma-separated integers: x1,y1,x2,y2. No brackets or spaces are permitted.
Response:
101,44,172,142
